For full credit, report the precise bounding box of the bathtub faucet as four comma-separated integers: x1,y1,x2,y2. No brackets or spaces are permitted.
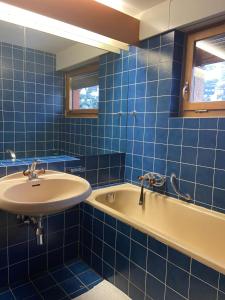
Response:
138,172,166,205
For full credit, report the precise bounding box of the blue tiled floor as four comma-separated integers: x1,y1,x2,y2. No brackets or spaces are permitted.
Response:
0,260,102,300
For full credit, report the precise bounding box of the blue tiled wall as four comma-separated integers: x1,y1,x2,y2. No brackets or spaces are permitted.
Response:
60,52,128,156
80,203,225,300
0,42,64,160
123,31,225,214
0,158,80,289
0,154,124,290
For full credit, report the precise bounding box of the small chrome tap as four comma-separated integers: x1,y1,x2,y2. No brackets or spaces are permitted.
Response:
6,149,16,161
23,160,45,180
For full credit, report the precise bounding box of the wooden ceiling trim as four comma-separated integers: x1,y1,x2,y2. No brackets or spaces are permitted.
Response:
2,0,140,45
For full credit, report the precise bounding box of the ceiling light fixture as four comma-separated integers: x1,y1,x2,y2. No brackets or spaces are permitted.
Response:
196,40,225,61
0,1,129,53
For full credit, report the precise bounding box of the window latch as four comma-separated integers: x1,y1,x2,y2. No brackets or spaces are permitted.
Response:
182,81,189,100
195,109,208,113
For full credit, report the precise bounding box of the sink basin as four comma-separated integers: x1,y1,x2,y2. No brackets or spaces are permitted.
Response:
0,170,92,216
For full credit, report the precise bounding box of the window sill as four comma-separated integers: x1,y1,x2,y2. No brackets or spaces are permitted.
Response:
65,109,98,118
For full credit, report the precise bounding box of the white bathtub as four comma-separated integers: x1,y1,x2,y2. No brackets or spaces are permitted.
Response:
86,183,225,274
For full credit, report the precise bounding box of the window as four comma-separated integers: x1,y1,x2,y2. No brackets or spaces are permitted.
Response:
65,62,99,118
182,23,225,117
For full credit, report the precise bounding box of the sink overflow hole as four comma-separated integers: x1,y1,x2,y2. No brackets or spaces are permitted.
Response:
32,184,41,187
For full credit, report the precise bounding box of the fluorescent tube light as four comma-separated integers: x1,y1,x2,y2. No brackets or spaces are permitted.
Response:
196,40,225,61
0,1,129,53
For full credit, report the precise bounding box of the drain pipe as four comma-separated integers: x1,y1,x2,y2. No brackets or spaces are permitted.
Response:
36,217,44,246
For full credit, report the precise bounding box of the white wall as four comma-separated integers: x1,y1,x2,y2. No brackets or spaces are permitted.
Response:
56,43,107,71
139,0,225,39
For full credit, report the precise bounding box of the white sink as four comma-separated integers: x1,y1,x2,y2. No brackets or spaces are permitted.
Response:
0,170,92,216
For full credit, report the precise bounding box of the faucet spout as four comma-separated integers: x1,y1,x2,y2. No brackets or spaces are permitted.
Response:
139,183,145,205
6,149,16,161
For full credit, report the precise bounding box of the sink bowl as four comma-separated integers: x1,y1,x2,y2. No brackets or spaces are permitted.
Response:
0,170,92,216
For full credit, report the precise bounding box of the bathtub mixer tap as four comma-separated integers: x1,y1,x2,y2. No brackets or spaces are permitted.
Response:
138,172,166,205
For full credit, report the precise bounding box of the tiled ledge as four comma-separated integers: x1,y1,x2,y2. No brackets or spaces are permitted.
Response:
0,153,125,187
0,155,79,167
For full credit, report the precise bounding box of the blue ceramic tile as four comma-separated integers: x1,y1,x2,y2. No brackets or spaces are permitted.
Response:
196,166,214,186
51,267,74,283
0,268,8,290
29,254,47,278
9,261,29,284
129,262,145,292
8,242,28,265
165,287,186,300
198,148,215,168
116,232,130,257
48,214,64,233
60,277,84,294
0,291,14,300
218,291,225,300
129,283,145,300
68,261,89,276
130,240,147,269
148,237,167,258
41,285,67,300
115,252,129,278
0,249,7,269
12,282,37,300
146,273,165,300
103,244,115,267
166,262,189,297
78,270,101,286
131,228,147,247
103,262,114,284
180,164,196,182
198,130,217,149
216,150,225,170
147,250,166,282
217,131,225,149
214,188,225,210
214,170,225,189
64,243,78,262
47,248,63,269
104,224,116,248
220,274,225,293
191,260,219,288
183,129,198,147
32,274,56,291
189,276,217,300
115,272,128,295
168,247,190,272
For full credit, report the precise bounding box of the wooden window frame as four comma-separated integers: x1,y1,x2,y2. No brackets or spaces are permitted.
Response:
182,23,225,117
65,62,99,118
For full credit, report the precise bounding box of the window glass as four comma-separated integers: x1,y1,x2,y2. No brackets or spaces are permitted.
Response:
191,32,225,103
65,62,99,118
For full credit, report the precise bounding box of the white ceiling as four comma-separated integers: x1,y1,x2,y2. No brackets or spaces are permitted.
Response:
95,0,165,17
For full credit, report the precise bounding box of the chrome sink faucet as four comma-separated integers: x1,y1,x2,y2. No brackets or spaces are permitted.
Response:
23,160,45,180
6,149,16,161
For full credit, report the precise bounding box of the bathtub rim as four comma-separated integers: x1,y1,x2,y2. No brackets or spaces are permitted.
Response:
86,183,225,275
